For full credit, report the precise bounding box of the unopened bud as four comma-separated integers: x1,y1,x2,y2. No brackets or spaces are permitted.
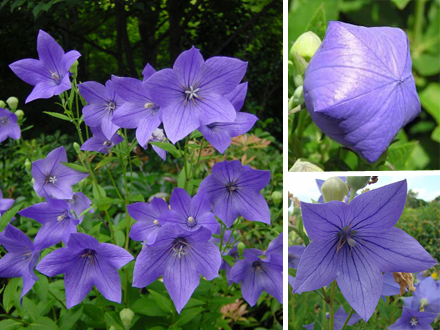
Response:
291,31,321,61
347,177,371,192
0,101,6,108
289,159,323,172
15,110,24,121
73,142,81,154
120,308,134,327
6,97,19,111
24,159,32,172
292,85,304,105
321,177,349,203
69,60,79,79
271,191,282,207
237,242,245,257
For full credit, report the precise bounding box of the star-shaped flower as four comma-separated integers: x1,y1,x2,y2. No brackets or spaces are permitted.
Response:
388,307,438,330
403,276,440,314
80,126,123,154
9,30,81,103
199,160,271,227
304,22,420,162
147,47,247,143
293,180,436,322
36,233,133,308
0,107,20,143
31,146,89,199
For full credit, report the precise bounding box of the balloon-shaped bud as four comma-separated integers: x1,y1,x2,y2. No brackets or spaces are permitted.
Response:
290,31,321,61
347,176,371,191
0,101,5,108
73,142,81,154
271,191,282,207
14,109,24,121
6,97,19,111
321,177,349,202
120,308,134,327
237,242,245,257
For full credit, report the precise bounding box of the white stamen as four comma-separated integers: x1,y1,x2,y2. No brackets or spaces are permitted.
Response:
153,219,159,225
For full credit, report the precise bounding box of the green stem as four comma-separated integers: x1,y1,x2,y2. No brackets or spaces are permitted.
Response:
49,290,67,310
348,188,357,204
340,308,354,330
106,164,124,200
413,0,425,47
329,280,337,330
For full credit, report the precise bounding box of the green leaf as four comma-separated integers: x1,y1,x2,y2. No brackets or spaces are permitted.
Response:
420,83,440,123
175,307,204,326
131,296,167,317
0,203,22,230
60,162,89,173
29,317,58,330
432,126,440,143
391,0,410,10
33,274,49,303
150,142,181,158
177,169,186,189
189,130,203,139
305,4,327,39
387,142,417,170
58,305,83,330
413,54,440,76
43,111,71,122
92,182,106,200
114,230,125,247
0,320,22,330
23,297,40,322
127,194,145,202
149,289,173,314
222,255,236,267
104,312,124,330
3,278,19,313
79,206,93,218
94,157,118,170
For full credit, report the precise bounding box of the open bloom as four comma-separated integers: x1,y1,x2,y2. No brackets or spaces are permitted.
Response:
288,245,306,269
403,276,440,313
0,187,14,216
128,197,169,244
304,21,420,162
388,307,438,330
133,224,221,313
199,160,271,227
78,80,123,137
293,180,436,322
266,232,283,256
230,248,283,306
9,30,81,103
19,197,80,250
36,233,133,308
147,47,247,143
0,107,20,143
145,128,167,161
80,126,123,154
67,192,93,221
32,146,89,199
158,188,219,234
0,224,41,299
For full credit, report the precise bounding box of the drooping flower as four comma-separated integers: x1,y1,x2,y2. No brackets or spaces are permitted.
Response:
198,83,258,153
36,233,133,308
67,192,93,221
293,180,437,322
9,30,81,103
403,276,440,313
111,73,162,148
158,188,219,234
80,126,123,154
266,232,283,256
31,146,89,199
230,248,283,306
145,128,167,161
78,80,123,137
303,21,420,163
288,245,306,269
132,224,221,313
0,187,14,216
128,197,169,244
0,107,20,143
147,47,247,143
388,307,438,330
0,224,41,299
199,160,271,227
19,197,80,250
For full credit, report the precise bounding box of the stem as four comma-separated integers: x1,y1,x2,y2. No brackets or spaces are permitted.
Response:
348,188,357,204
413,0,425,47
49,290,67,310
340,308,354,330
329,280,337,330
106,164,124,200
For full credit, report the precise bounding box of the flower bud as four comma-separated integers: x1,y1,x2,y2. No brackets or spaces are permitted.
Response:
321,177,349,203
290,31,321,61
14,110,24,121
6,97,19,111
73,142,81,154
292,85,304,105
0,100,6,108
120,308,134,327
347,176,370,192
237,242,245,257
271,191,282,207
24,159,32,172
69,60,79,79
289,159,323,172
293,74,303,87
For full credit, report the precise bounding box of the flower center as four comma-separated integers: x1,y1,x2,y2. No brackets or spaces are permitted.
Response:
80,249,96,265
252,260,263,269
172,237,189,258
184,85,201,105
144,102,160,115
45,175,57,185
105,101,116,114
153,219,160,226
0,117,8,125
187,216,196,228
420,298,429,308
225,180,239,195
103,140,113,147
207,123,221,132
23,252,32,261
409,316,418,326
49,70,61,84
336,222,362,255
57,212,68,222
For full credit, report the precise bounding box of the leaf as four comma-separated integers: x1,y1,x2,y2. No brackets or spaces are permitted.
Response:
23,297,40,322
3,278,19,313
114,230,125,247
58,305,83,330
419,83,440,124
33,274,48,302
189,130,203,139
150,142,181,158
43,111,71,122
29,317,58,330
177,169,186,189
175,307,204,326
104,312,124,330
387,142,417,170
305,4,327,39
432,126,440,143
131,296,167,317
92,182,107,200
94,157,118,170
149,289,173,314
413,54,440,76
0,320,22,330
391,0,410,10
60,162,89,173
0,203,22,230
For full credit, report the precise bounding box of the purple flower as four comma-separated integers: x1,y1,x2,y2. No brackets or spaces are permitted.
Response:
230,248,283,306
128,197,169,244
19,197,80,250
142,63,156,82
199,160,271,227
9,30,81,103
158,188,219,234
388,307,438,330
403,277,440,313
292,180,436,322
198,83,258,154
0,188,14,216
266,232,283,256
303,21,420,163
381,273,402,302
36,233,133,308
288,245,306,269
111,74,162,148
288,275,296,291
146,128,167,161
32,146,89,199
220,245,239,285
80,126,123,154
67,192,93,221
147,47,247,143
78,80,123,137
133,224,221,313
0,108,20,143
0,224,41,299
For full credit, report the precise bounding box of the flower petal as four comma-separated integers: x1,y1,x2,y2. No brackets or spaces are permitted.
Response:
93,257,122,303
96,243,133,269
9,59,49,85
37,30,65,74
226,82,248,112
174,46,204,88
64,258,95,308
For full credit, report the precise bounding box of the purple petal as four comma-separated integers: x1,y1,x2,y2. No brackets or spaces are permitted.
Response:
381,273,401,296
169,188,191,216
232,190,271,225
142,63,156,82
112,76,150,103
36,247,79,277
9,59,49,85
0,253,30,277
92,257,123,303
199,124,232,154
152,145,167,161
33,216,79,249
147,68,183,109
36,30,65,74
388,307,438,330
0,224,34,252
173,46,204,88
64,258,95,308
288,245,306,269
226,82,248,111
136,115,162,147
62,50,81,71
95,243,133,269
